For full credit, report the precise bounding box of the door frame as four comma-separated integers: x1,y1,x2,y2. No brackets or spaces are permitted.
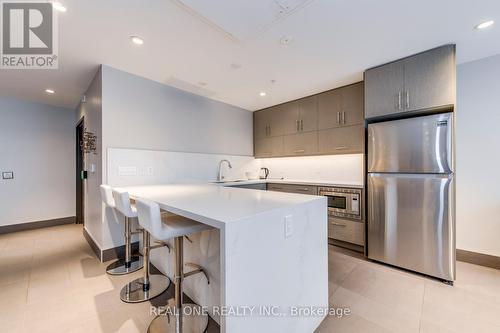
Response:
76,117,85,225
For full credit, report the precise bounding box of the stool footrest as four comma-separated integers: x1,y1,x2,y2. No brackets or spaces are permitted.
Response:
184,262,210,284
152,240,171,252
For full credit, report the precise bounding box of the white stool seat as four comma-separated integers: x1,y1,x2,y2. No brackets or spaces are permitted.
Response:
136,198,211,241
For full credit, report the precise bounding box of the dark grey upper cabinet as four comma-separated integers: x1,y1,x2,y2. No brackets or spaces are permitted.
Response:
254,105,285,139
318,89,342,129
403,45,456,112
364,60,405,118
281,101,300,135
318,82,364,129
340,82,364,126
365,45,456,119
298,96,318,132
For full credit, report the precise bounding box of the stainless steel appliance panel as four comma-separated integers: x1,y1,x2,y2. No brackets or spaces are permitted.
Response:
367,113,453,173
367,173,455,281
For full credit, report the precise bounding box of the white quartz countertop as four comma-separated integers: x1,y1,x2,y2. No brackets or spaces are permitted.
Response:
118,184,325,229
216,178,364,188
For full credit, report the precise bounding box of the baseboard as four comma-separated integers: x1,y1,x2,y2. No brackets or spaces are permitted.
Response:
102,241,140,262
0,216,76,234
457,249,500,270
82,227,102,261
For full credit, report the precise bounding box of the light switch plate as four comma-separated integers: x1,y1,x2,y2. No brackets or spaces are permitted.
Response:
2,171,14,179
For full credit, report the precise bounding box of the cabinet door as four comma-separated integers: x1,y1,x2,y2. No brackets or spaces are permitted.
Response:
403,45,455,112
267,105,286,137
318,125,364,154
280,101,300,135
298,95,318,132
364,61,404,119
283,132,318,156
341,82,364,126
318,89,342,130
254,110,270,139
254,136,284,158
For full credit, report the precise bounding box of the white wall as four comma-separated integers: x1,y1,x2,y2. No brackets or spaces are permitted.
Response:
95,66,254,250
76,68,106,249
456,54,500,257
0,97,75,226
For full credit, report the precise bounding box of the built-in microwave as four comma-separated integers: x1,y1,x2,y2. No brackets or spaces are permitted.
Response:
318,187,362,220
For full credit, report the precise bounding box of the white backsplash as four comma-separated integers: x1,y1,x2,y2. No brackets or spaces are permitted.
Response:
107,148,364,187
257,154,364,185
107,148,257,187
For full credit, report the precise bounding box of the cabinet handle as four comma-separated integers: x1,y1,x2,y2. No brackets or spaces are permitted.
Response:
337,112,340,124
335,146,348,150
300,119,304,131
398,91,402,110
294,149,305,154
332,222,347,227
296,120,300,131
342,111,346,124
406,91,410,109
296,188,309,192
268,125,271,136
265,125,268,136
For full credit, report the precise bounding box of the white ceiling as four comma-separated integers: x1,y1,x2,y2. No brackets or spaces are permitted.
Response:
1,0,499,111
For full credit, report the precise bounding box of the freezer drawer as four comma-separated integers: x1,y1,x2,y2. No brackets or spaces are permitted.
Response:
368,112,453,173
367,173,455,281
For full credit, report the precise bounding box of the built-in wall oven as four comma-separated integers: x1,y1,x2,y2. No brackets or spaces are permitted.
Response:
318,186,364,249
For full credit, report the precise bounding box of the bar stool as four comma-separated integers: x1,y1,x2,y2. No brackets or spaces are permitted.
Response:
113,189,170,303
135,197,211,333
100,185,143,275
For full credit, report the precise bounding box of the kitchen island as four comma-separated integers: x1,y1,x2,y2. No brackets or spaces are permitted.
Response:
119,184,328,333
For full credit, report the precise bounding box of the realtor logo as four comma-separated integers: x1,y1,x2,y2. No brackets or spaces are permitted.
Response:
1,1,58,69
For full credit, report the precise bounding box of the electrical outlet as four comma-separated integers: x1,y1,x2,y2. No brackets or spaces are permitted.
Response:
146,167,154,176
284,215,293,238
2,171,14,180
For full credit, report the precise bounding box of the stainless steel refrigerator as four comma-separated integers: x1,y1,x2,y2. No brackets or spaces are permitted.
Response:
367,112,455,282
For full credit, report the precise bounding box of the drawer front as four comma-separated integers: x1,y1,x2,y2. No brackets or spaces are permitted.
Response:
267,183,318,195
328,218,364,246
232,183,267,190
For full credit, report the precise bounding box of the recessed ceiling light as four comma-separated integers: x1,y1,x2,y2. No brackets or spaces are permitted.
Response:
45,89,55,94
259,92,267,97
475,20,494,30
52,2,67,12
130,36,144,45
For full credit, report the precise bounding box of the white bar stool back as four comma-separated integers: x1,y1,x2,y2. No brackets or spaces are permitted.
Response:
136,197,211,333
113,189,169,303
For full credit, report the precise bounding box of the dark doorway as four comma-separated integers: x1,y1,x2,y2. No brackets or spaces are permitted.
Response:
76,118,85,225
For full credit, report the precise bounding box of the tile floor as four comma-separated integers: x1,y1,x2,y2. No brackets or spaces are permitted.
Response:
1,224,500,333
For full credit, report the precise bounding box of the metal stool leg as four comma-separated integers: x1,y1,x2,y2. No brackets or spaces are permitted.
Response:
107,217,144,275
120,230,169,303
147,236,209,333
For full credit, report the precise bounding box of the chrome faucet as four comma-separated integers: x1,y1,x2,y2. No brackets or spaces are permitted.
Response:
217,159,232,182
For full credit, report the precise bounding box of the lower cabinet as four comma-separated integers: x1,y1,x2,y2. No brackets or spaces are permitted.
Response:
328,217,364,246
283,131,318,156
254,136,284,158
267,183,318,195
318,124,364,154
